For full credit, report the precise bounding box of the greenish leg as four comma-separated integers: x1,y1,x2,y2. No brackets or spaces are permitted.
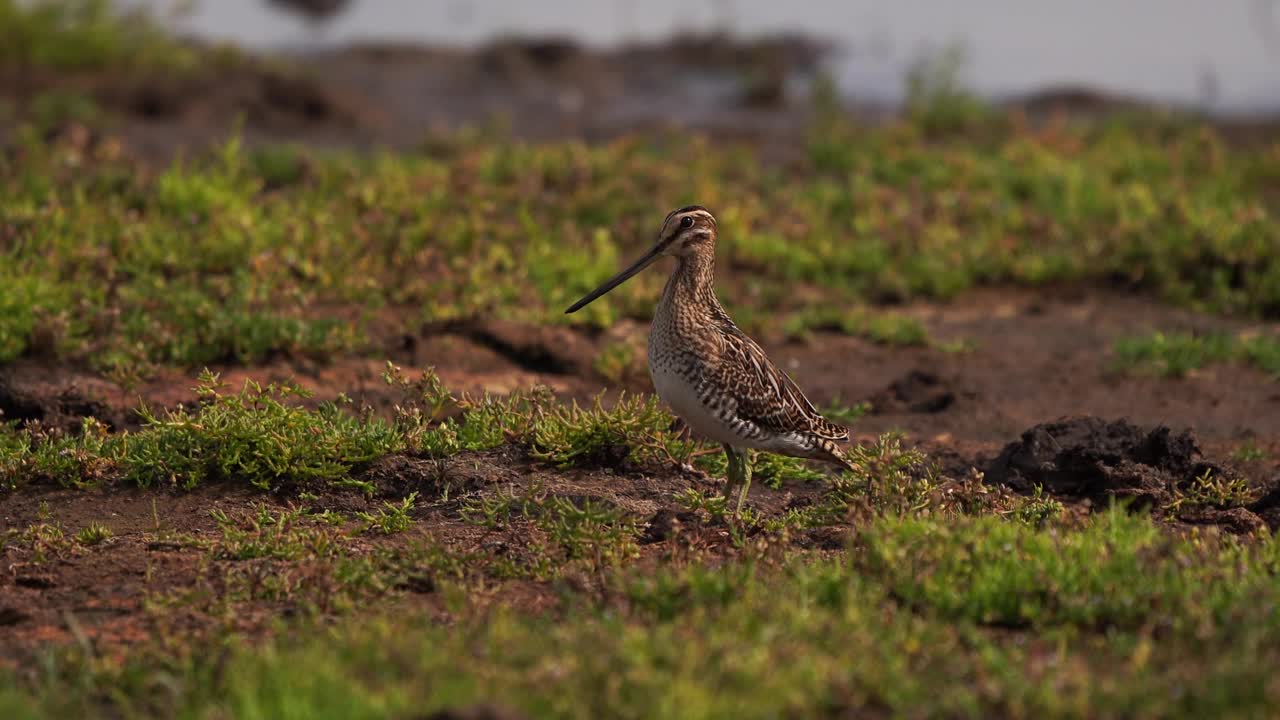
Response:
721,444,739,507
735,451,753,518
721,445,753,518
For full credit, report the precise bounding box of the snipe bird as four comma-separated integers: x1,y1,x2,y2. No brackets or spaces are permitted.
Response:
566,206,855,515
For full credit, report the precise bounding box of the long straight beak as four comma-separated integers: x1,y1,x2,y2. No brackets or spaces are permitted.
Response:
564,243,664,314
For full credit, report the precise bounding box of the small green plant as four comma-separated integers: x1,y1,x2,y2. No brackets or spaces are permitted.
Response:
784,308,928,347
865,314,929,346
0,418,114,489
752,451,826,489
384,363,549,458
812,433,936,522
7,521,73,563
1166,469,1257,512
209,504,340,561
592,340,642,384
1240,334,1280,376
936,338,977,354
74,522,113,546
674,486,730,520
1113,331,1235,378
531,393,693,468
820,398,871,424
1113,331,1280,379
536,496,639,567
904,42,994,134
1008,486,1064,526
357,493,418,535
1230,441,1266,463
460,480,546,529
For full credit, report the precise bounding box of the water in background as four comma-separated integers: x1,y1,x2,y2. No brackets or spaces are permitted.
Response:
136,0,1280,114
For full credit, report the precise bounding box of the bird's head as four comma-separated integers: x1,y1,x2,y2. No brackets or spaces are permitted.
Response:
655,205,717,258
564,205,717,314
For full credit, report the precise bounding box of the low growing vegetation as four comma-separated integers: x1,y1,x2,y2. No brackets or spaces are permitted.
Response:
2,99,1278,379
0,365,828,493
1113,330,1280,378
6,504,1280,718
0,363,1275,718
0,0,197,74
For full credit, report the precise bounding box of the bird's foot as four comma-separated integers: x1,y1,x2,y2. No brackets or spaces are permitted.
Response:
676,461,710,480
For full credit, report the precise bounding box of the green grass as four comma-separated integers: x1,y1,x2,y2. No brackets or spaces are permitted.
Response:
0,0,196,74
783,306,930,345
820,397,872,424
1164,468,1258,512
0,367,733,492
7,508,1280,719
73,521,112,546
2,105,1279,376
1113,331,1280,378
2,369,1277,718
355,492,418,535
1230,441,1267,463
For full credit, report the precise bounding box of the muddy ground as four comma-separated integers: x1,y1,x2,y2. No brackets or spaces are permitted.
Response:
4,285,1279,667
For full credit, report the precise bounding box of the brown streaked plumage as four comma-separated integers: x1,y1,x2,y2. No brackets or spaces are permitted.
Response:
565,205,854,516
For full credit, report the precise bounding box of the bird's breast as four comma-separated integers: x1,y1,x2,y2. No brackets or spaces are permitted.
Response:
648,332,747,447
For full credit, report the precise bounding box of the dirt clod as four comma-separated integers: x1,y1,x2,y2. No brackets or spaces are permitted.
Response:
362,452,516,499
1177,506,1268,535
0,607,30,626
985,416,1232,508
1247,475,1280,530
869,370,956,414
640,508,702,544
395,574,437,594
0,363,120,431
419,704,529,720
436,320,596,376
14,574,56,590
795,526,849,550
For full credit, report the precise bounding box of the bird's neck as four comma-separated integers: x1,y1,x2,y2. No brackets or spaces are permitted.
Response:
660,249,720,313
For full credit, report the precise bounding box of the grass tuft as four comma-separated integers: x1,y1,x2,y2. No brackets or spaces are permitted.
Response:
1113,331,1280,378
356,493,418,535
531,393,694,468
73,522,112,546
121,370,401,490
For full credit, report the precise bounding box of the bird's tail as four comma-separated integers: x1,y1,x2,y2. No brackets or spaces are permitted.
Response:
813,437,858,473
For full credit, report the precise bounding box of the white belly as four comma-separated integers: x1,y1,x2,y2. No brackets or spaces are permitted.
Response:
649,358,750,448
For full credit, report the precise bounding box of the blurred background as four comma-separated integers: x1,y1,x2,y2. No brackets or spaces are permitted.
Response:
146,0,1280,113
6,0,1280,161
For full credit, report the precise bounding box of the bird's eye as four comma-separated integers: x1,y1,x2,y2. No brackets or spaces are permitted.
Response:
680,216,694,229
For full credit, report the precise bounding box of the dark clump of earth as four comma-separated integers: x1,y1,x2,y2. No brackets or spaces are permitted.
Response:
1246,477,1280,530
0,363,121,431
417,705,530,720
870,370,956,414
984,416,1235,509
640,508,703,544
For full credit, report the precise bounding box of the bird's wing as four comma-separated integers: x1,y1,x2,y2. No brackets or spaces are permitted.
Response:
710,326,849,441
